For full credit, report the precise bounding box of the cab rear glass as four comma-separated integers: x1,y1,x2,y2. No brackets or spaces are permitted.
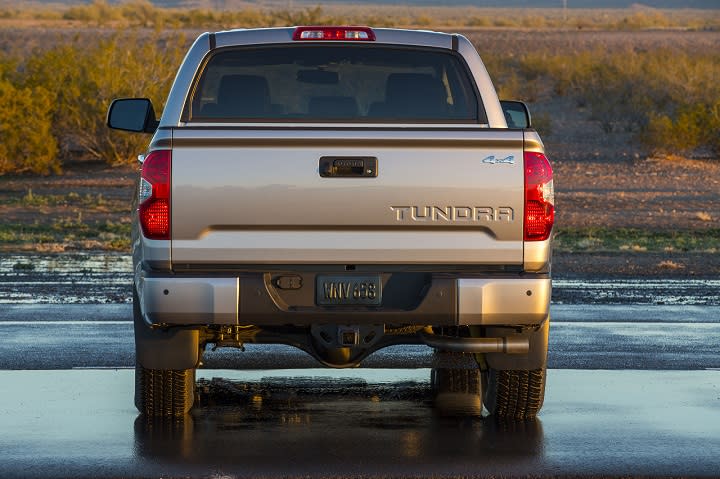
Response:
188,45,482,123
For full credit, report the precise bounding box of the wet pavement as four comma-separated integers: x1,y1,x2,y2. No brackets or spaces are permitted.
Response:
3,253,720,305
2,254,720,478
1,304,720,370
0,253,131,303
0,368,719,478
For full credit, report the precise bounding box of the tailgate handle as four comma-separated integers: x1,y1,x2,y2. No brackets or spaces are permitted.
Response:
319,157,377,178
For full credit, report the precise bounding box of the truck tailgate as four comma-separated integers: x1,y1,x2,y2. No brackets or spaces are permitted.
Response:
170,127,524,266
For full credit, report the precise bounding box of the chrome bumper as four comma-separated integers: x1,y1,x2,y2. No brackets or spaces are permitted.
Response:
457,278,551,325
138,275,550,327
138,275,238,325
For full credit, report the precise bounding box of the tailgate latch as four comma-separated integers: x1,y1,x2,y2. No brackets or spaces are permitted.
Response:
319,156,377,178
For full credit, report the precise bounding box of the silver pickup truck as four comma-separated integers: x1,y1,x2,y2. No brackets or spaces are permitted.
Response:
107,26,554,419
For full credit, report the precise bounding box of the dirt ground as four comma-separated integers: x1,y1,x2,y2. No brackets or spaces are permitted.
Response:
552,152,719,232
0,162,135,225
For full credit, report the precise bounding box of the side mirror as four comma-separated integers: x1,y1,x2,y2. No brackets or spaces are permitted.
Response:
500,100,532,129
107,98,159,133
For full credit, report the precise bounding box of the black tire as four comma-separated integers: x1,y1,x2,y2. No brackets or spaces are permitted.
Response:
431,366,482,395
483,368,546,420
431,352,483,416
135,364,196,417
133,285,197,417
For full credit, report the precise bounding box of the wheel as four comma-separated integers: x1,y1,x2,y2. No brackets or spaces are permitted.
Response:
133,286,196,417
135,364,196,417
431,351,483,416
483,368,546,420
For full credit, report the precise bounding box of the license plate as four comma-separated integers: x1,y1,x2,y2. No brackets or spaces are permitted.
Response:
316,275,382,306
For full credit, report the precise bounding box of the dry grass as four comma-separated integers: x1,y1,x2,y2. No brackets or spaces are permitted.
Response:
0,2,718,31
657,260,686,270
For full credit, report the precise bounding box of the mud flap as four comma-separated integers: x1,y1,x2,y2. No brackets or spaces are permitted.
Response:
134,289,200,370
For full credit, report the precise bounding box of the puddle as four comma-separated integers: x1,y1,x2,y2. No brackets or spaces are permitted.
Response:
1,254,131,274
0,254,132,304
553,278,720,306
1,254,719,305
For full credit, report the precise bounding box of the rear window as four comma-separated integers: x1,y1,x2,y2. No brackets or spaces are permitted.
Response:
189,45,480,123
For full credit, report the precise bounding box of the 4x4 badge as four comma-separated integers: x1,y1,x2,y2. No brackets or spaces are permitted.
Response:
482,155,515,165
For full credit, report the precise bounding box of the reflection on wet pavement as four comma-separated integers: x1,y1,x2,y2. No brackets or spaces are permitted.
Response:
1,369,719,478
134,372,545,476
133,402,545,475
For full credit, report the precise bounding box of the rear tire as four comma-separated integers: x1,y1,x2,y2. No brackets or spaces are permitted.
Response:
135,365,196,417
431,352,483,416
483,368,546,420
133,286,196,417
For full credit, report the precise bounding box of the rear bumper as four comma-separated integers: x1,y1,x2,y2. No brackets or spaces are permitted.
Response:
457,278,550,325
137,272,550,327
139,276,239,325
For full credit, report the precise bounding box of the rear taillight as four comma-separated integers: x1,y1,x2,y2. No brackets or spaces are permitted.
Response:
138,150,171,240
524,151,554,241
292,26,376,41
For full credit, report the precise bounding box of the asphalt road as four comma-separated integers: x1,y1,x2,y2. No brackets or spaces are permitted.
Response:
1,304,719,370
0,368,719,478
1,303,719,478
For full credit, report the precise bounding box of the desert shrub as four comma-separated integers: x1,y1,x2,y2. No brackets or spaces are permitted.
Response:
62,0,175,29
63,0,122,25
273,6,334,26
466,16,491,27
483,52,553,103
119,0,166,29
499,46,720,155
531,112,553,136
0,77,58,175
482,42,720,157
481,53,518,99
521,15,547,29
357,15,398,28
21,34,186,165
614,11,670,30
174,9,266,30
644,100,720,155
414,14,434,27
492,18,517,28
570,49,720,150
